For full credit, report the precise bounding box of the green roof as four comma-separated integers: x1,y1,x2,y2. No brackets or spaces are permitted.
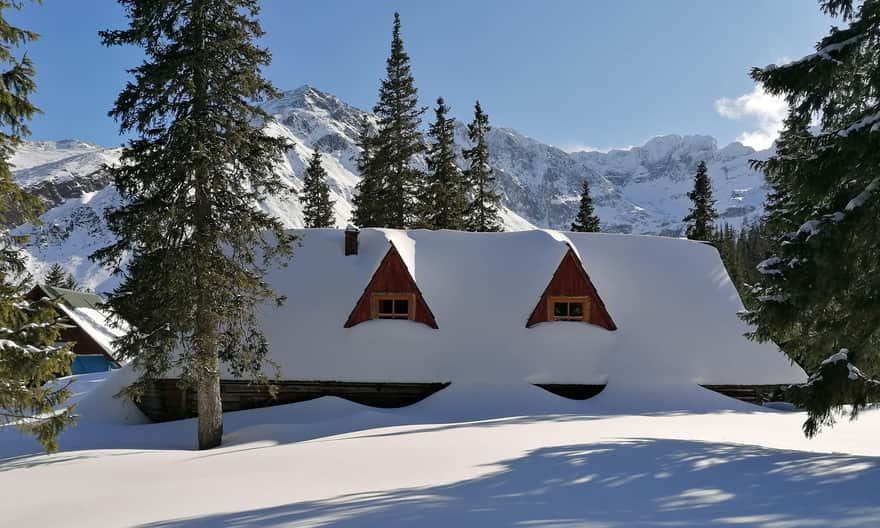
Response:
35,284,104,310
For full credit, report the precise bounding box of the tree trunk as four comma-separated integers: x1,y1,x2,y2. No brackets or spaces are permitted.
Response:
196,330,223,450
191,0,222,451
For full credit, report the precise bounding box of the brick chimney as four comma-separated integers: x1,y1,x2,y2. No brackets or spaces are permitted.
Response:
344,225,359,256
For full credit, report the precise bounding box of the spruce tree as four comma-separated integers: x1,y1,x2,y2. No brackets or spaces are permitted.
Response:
96,0,295,450
0,0,75,453
570,178,601,232
420,97,466,230
300,147,336,228
43,263,67,288
759,113,814,244
463,101,502,232
43,263,79,290
351,117,384,227
682,161,718,240
743,0,880,436
371,12,426,228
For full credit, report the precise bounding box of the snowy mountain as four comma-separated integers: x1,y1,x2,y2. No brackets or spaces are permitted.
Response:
488,129,770,235
11,85,772,290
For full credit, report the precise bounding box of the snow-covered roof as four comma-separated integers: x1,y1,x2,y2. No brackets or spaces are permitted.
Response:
256,228,806,387
56,304,127,361
33,284,104,310
28,284,126,360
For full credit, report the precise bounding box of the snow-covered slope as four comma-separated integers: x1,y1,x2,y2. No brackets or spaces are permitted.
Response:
2,368,880,527
9,138,103,172
490,129,770,235
11,85,772,288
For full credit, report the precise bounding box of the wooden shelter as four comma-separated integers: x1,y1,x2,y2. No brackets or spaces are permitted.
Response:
26,284,121,373
135,228,809,421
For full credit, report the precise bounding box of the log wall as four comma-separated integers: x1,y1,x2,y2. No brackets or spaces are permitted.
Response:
700,384,790,405
137,381,792,423
139,379,450,422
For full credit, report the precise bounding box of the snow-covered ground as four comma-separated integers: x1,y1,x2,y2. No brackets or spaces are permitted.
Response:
2,369,879,527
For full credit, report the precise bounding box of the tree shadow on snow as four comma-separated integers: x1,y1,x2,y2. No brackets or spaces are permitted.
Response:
138,438,880,527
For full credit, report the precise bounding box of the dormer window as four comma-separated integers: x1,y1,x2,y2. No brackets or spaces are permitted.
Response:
550,296,589,322
344,245,439,329
373,293,414,320
526,247,617,330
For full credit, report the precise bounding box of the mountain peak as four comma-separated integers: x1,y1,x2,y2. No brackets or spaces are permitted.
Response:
635,134,718,164
265,84,362,118
642,134,717,151
23,138,101,151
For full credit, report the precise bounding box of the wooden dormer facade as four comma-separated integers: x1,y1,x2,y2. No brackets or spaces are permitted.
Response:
526,247,617,330
344,244,438,329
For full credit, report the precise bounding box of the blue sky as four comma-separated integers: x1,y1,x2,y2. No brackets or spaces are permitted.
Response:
9,1,834,151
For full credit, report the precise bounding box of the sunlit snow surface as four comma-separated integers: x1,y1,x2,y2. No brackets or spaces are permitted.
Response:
2,368,880,527
251,229,805,387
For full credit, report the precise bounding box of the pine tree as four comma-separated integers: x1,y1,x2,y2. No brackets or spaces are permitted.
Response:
682,161,718,240
570,178,601,232
351,117,384,227
743,0,880,436
300,147,336,228
420,97,466,230
95,0,295,450
0,0,75,453
43,263,79,290
463,101,502,232
370,12,426,228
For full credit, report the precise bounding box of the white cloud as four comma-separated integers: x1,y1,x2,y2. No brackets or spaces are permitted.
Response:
715,85,788,150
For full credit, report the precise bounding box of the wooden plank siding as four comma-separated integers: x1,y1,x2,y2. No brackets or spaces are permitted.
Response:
701,384,791,405
526,248,617,330
536,383,791,405
137,381,793,422
59,325,110,358
344,245,438,329
139,379,451,422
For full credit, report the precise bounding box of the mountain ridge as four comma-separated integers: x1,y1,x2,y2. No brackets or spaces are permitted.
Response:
11,84,772,290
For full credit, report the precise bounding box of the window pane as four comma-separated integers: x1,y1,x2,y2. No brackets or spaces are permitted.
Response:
394,299,409,315
554,302,568,317
569,302,583,317
379,299,394,314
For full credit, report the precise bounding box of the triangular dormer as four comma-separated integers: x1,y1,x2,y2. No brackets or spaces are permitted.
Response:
526,246,616,330
344,244,438,329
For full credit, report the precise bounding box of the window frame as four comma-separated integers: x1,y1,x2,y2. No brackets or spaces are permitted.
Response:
547,296,591,322
371,293,416,321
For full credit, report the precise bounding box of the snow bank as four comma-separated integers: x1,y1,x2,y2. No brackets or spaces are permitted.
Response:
3,379,880,528
69,365,149,425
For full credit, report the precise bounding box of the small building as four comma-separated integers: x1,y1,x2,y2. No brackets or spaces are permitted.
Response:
26,284,124,375
140,228,808,421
